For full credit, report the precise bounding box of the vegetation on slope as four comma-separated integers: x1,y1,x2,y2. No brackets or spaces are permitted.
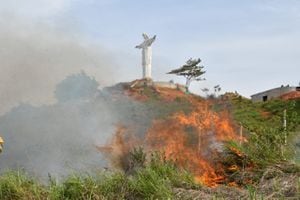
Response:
0,85,299,199
219,93,300,198
0,149,196,200
226,93,300,166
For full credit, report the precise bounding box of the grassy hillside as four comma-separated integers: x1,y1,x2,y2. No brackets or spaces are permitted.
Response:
0,84,299,199
226,93,300,164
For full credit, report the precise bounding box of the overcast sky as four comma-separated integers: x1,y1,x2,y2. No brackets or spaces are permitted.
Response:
0,0,299,113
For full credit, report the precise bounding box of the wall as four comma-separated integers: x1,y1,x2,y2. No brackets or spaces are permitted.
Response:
153,81,186,92
251,86,297,102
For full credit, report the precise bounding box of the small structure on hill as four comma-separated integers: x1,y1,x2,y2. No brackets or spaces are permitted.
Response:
251,85,300,102
129,79,186,92
135,33,156,79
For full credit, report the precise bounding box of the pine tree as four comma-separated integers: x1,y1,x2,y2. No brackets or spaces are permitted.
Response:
167,58,205,92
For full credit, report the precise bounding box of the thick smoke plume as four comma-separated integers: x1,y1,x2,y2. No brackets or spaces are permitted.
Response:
0,16,149,178
0,16,116,114
0,72,151,178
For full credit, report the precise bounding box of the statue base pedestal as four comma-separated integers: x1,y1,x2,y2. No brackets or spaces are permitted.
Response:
129,79,186,92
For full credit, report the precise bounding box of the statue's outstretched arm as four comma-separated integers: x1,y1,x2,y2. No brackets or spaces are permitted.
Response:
142,33,149,40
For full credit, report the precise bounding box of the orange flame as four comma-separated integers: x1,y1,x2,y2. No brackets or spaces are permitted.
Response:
228,165,239,171
97,126,138,170
228,146,244,157
99,99,244,187
145,102,242,187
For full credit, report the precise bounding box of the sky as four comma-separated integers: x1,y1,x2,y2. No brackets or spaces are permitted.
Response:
0,0,300,113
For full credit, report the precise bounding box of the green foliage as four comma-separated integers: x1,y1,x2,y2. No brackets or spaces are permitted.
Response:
228,97,300,167
128,151,197,199
129,167,173,199
0,171,46,200
147,152,196,188
0,150,197,199
246,185,263,200
243,128,290,166
98,172,129,199
50,175,103,200
49,172,130,200
167,58,206,91
231,98,300,132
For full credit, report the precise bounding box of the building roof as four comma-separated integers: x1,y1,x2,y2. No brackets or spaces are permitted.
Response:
250,86,297,97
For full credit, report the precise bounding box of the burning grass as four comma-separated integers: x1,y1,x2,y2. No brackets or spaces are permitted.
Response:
1,86,299,199
147,109,244,186
99,102,243,187
1,149,297,199
97,87,300,195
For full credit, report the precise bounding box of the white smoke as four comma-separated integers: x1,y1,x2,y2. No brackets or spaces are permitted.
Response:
0,15,117,115
0,1,127,178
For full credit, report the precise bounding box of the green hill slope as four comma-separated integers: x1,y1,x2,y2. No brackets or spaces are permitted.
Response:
0,83,299,199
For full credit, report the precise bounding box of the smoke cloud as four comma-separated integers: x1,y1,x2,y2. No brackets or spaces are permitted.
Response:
0,71,152,178
0,9,141,178
0,15,116,115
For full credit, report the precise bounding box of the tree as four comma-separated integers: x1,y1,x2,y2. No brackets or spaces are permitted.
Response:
55,71,99,102
167,58,205,92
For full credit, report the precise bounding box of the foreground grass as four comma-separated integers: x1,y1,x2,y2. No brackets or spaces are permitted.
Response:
0,153,196,200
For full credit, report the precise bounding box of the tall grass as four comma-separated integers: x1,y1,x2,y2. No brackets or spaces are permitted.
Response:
228,97,300,166
129,152,197,199
0,171,46,200
0,149,197,199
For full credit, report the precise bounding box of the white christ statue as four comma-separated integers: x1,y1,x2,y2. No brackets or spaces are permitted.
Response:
135,33,156,79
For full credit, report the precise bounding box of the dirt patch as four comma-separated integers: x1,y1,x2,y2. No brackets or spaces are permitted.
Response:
173,185,249,200
280,91,300,100
257,165,300,199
